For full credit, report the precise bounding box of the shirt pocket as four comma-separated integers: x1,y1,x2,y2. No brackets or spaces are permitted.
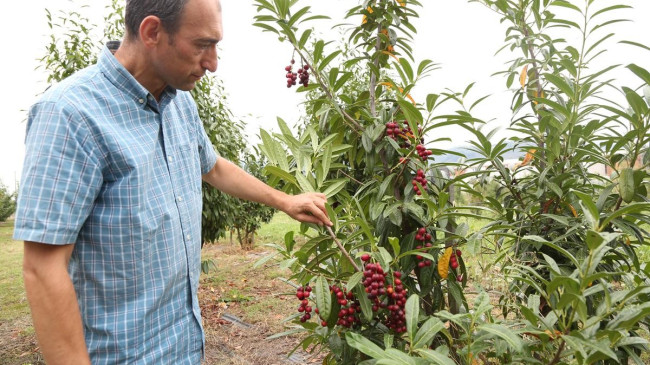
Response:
176,143,202,194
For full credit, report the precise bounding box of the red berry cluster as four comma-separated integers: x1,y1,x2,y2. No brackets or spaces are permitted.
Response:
362,259,387,302
451,249,464,282
295,285,313,322
360,256,408,334
385,272,408,334
414,227,433,268
284,59,310,88
412,169,427,195
331,285,361,328
297,65,310,87
416,144,432,160
450,249,461,270
385,121,413,148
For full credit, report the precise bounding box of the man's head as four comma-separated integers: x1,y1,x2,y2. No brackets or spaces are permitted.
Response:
125,0,189,41
120,0,222,94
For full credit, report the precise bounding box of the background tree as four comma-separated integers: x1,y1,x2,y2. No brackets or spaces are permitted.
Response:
0,184,16,222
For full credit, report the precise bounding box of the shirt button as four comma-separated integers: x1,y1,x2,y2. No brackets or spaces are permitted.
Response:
138,98,145,104
186,235,192,240
177,196,183,202
168,156,173,163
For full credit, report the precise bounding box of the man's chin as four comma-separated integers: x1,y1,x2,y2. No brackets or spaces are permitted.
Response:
175,81,198,91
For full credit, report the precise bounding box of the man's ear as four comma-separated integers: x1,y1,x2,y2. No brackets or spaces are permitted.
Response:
139,16,164,48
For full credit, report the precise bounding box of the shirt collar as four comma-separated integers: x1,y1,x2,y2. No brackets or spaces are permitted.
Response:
97,46,177,110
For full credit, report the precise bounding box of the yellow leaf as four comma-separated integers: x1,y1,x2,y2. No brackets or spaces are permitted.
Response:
396,0,406,6
362,15,367,24
380,50,400,62
367,6,373,13
520,65,528,88
406,94,416,105
437,247,453,279
521,149,536,166
567,204,577,218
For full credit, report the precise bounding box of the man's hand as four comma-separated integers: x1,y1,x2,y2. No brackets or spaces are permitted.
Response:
282,192,332,226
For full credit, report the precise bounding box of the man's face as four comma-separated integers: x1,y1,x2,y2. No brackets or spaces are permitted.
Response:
154,0,222,91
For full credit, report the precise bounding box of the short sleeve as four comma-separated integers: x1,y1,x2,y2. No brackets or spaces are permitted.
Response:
13,101,103,244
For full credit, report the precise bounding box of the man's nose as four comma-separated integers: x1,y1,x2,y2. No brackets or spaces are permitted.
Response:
201,45,218,73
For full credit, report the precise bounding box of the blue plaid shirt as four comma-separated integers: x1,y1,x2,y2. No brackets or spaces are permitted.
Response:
14,47,218,364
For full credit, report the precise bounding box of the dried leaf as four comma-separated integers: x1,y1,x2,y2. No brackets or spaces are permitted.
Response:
520,65,529,88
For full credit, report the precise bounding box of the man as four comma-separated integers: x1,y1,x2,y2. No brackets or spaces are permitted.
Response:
14,0,331,363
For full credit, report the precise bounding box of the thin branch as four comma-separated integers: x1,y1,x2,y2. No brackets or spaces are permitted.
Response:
326,226,361,272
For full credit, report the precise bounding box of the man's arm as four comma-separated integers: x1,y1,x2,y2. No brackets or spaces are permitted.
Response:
23,241,91,365
202,158,332,226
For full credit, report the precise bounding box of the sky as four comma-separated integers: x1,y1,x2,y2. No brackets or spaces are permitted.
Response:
1,0,648,192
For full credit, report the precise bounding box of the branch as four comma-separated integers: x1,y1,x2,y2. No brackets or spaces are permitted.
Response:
326,226,361,272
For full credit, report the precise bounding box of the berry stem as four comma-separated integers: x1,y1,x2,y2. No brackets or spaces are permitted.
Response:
288,45,364,134
326,226,361,272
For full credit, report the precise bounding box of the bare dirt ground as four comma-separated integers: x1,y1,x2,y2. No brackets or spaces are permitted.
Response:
198,243,325,365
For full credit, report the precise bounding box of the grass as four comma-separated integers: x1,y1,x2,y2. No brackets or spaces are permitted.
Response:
0,220,42,365
0,220,30,322
255,211,302,244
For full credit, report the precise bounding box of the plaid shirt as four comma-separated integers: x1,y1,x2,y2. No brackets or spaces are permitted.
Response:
14,47,218,364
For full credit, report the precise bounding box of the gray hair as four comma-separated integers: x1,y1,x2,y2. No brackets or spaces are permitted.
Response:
124,0,190,40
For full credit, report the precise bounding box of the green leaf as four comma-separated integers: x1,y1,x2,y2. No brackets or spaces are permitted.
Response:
426,94,439,112
591,4,632,19
551,0,582,13
415,349,455,365
322,179,347,198
287,5,310,27
398,58,414,83
383,348,417,364
264,166,298,186
466,232,483,256
388,237,401,257
625,90,649,116
573,190,599,230
354,285,374,321
477,323,523,352
405,294,419,343
295,172,315,193
599,203,650,231
412,317,445,349
315,276,331,321
346,271,364,292
397,100,423,128
619,40,650,53
585,230,605,251
346,332,386,359
298,28,312,49
545,73,575,100
319,50,342,71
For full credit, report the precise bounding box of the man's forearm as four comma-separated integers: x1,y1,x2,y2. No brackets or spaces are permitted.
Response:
23,242,91,365
202,159,332,226
202,158,290,211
